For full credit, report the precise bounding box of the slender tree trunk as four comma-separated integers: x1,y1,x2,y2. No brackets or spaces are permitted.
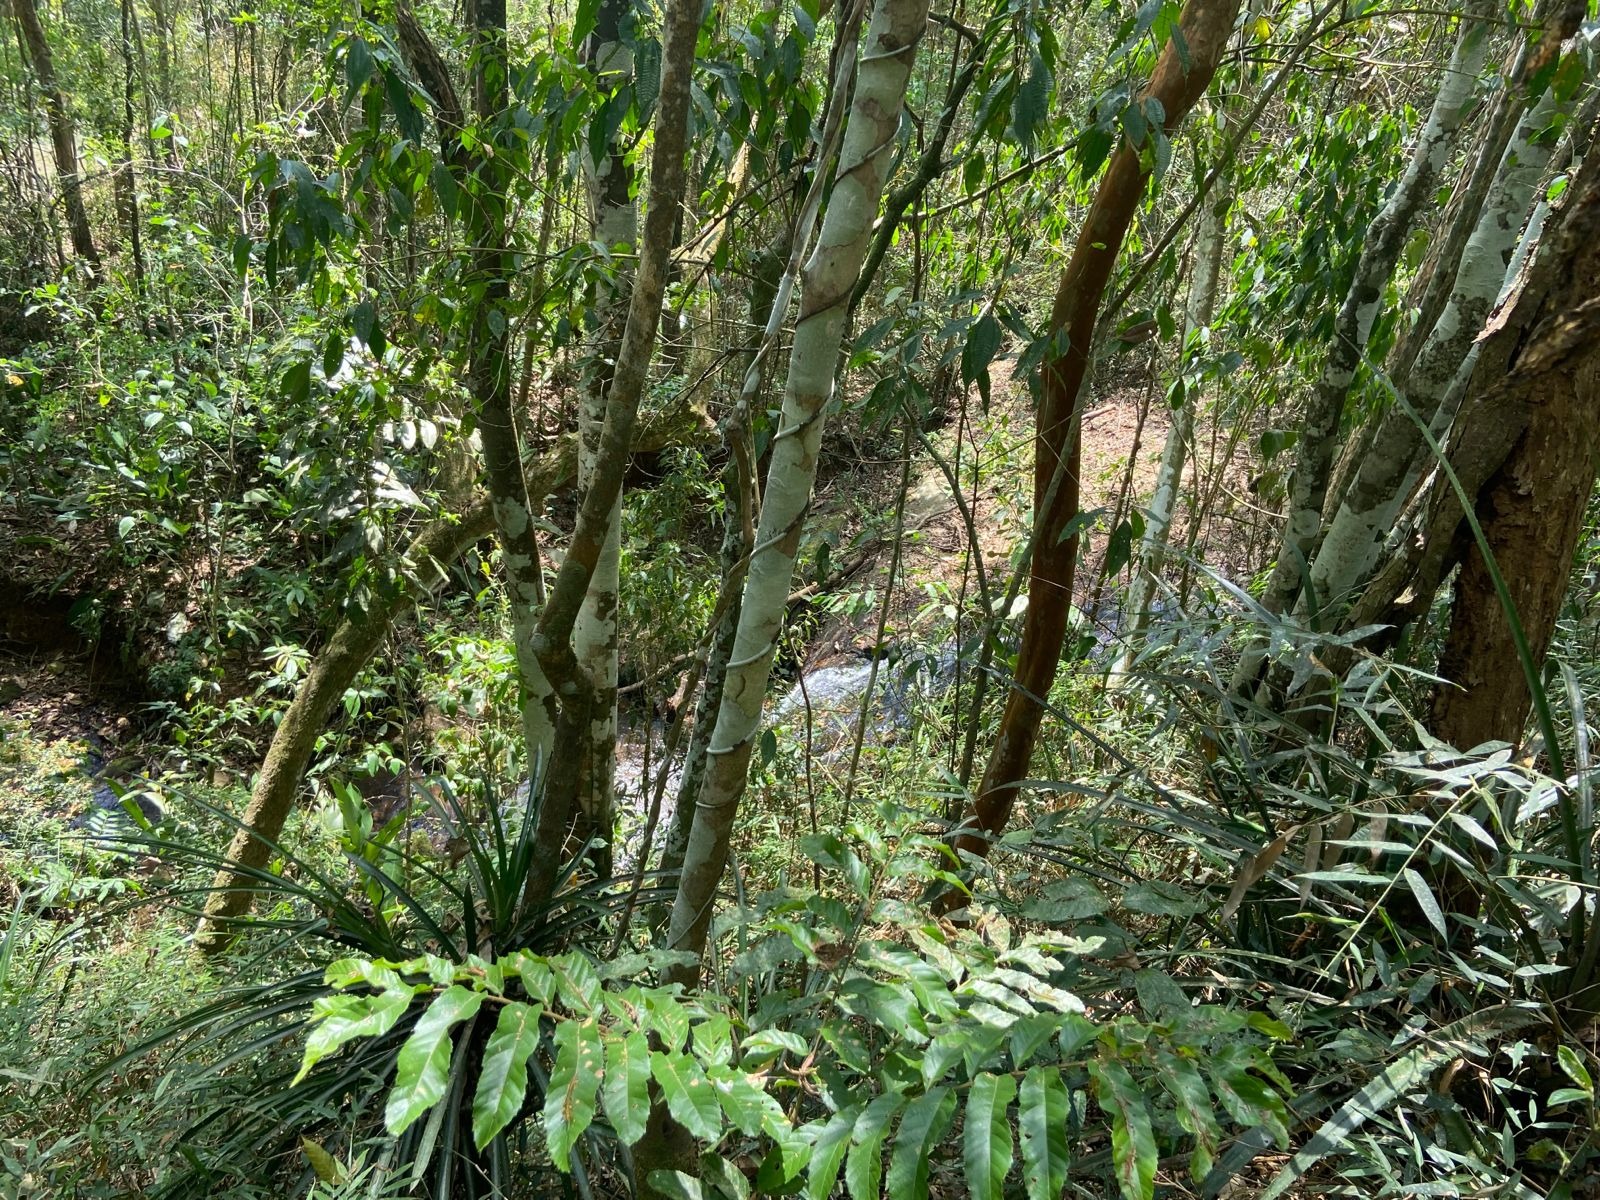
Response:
570,0,637,875
1118,156,1230,669
1428,147,1600,750
519,0,704,908
1307,83,1565,622
663,0,931,984
11,0,99,271
945,0,1241,870
1227,7,1489,693
117,0,148,299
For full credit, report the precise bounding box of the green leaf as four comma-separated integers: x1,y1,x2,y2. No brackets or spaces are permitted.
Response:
1122,880,1205,917
384,986,482,1135
652,1051,721,1141
1022,878,1109,922
543,1018,603,1170
1156,1053,1220,1181
1019,1066,1070,1200
646,1170,706,1200
471,1002,543,1148
603,1030,652,1146
1211,1066,1290,1149
847,1093,903,1200
886,1086,956,1200
1401,867,1448,937
1094,1060,1157,1200
964,1072,1017,1200
806,1106,859,1200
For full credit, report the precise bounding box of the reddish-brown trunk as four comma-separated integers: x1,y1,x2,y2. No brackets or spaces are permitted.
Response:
952,0,1242,863
1429,151,1600,751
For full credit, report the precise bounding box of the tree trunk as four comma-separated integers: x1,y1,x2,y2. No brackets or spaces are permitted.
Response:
663,0,931,984
11,0,100,271
519,0,704,908
948,0,1242,868
1307,83,1566,622
117,0,148,299
1429,146,1600,750
570,0,638,875
1118,154,1230,669
1227,7,1490,694
196,499,497,950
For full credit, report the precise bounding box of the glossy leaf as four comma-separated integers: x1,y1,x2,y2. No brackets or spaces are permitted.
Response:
1095,1060,1157,1200
886,1086,956,1200
964,1072,1017,1200
651,1051,721,1140
602,1030,652,1146
544,1018,603,1170
384,986,482,1135
471,1001,543,1148
1019,1066,1070,1200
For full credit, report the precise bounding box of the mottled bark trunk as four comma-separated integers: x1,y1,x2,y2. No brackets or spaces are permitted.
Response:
1229,9,1489,694
1308,85,1565,622
12,0,100,271
948,0,1241,869
663,0,930,984
520,0,704,908
569,0,637,875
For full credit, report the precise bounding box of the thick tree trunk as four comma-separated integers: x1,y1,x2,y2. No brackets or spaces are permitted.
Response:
11,0,100,271
663,0,931,984
1307,84,1566,622
1429,147,1600,750
1228,9,1489,694
948,0,1241,868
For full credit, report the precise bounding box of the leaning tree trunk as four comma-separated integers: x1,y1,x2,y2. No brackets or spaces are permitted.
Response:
1227,6,1491,694
1306,83,1568,623
1117,153,1231,671
663,0,931,985
195,499,496,949
944,0,1242,872
11,0,100,271
570,0,638,874
1429,143,1600,751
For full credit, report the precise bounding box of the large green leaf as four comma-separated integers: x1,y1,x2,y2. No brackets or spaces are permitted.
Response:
602,1030,653,1146
846,1093,904,1200
652,1051,722,1140
384,986,483,1135
963,1072,1017,1200
1019,1066,1070,1200
886,1086,956,1200
471,1001,543,1148
1094,1060,1157,1200
806,1106,860,1200
544,1017,603,1170
296,986,413,1084
1155,1052,1221,1181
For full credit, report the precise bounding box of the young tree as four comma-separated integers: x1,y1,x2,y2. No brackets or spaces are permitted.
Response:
664,0,932,982
948,0,1243,868
11,0,100,270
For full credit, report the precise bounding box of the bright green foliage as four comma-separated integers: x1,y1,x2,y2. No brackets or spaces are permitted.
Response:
543,1017,603,1169
384,985,483,1135
471,1001,543,1148
1019,1066,1071,1200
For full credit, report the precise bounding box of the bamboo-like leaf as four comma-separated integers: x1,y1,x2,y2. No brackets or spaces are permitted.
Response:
651,1051,721,1140
1260,1005,1542,1200
1019,1065,1070,1200
1402,867,1448,936
384,986,482,1135
1094,1060,1157,1200
602,1030,652,1146
886,1086,956,1200
544,1017,603,1170
471,1001,543,1148
963,1072,1017,1200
